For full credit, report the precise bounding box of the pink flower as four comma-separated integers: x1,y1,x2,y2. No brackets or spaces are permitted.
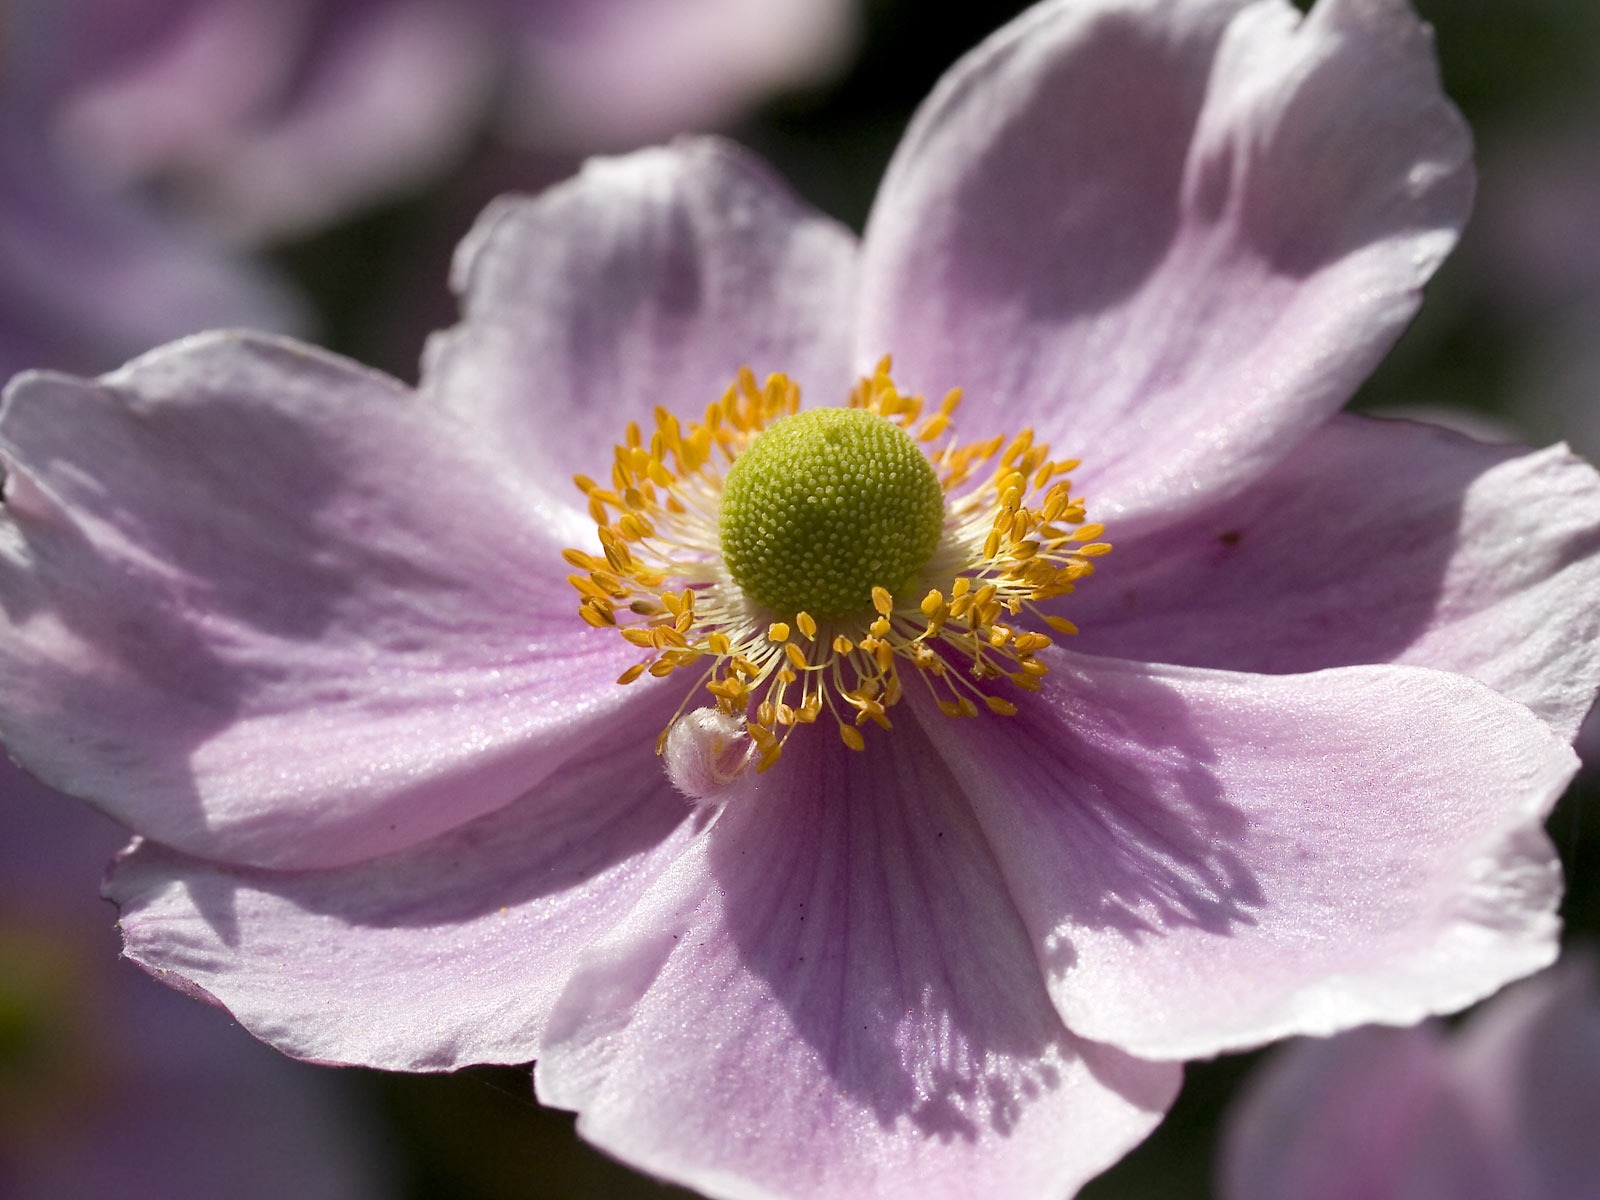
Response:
1,0,855,373
0,758,389,1200
1219,950,1600,1200
0,116,305,381
3,1,1598,1197
35,0,860,242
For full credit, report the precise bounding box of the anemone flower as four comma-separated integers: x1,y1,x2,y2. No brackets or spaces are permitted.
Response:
1218,950,1600,1200
2,1,1598,1198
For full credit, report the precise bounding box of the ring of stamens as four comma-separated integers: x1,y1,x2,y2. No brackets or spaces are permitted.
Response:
563,358,1111,773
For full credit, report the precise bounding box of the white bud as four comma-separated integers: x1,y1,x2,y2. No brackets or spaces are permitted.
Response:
663,708,758,804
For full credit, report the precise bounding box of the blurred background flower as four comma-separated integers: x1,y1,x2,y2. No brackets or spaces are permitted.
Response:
4,0,1600,1196
1216,951,1600,1200
0,0,861,378
0,758,391,1199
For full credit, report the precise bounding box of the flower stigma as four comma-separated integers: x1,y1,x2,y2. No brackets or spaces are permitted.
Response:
563,359,1111,776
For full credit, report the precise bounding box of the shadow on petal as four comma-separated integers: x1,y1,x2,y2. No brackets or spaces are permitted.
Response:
700,720,1115,1140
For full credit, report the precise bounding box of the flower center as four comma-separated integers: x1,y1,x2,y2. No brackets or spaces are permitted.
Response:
563,360,1110,780
719,408,945,620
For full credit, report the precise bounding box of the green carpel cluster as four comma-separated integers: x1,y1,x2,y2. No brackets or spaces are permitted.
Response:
718,408,944,620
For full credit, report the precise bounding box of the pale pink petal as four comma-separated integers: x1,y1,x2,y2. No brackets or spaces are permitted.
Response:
536,721,1177,1200
861,0,1471,523
923,653,1571,1061
0,332,647,870
109,733,693,1071
421,137,858,525
1070,414,1600,739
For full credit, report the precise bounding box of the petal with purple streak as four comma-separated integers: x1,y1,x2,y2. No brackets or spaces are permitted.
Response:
422,138,858,523
0,332,648,870
923,652,1572,1060
109,731,693,1071
860,0,1471,523
1069,414,1600,739
536,721,1178,1200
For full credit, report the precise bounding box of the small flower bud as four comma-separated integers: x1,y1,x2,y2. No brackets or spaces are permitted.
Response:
663,708,756,804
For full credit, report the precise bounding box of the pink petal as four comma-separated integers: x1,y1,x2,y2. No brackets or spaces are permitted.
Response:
1070,414,1600,739
0,332,646,869
109,732,693,1071
421,137,859,523
536,722,1178,1200
860,0,1471,523
923,653,1572,1061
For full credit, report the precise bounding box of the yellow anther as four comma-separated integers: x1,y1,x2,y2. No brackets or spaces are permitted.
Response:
567,361,1105,770
579,601,615,628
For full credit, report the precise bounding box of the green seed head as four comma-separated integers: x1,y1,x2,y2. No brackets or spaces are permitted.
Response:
718,407,945,620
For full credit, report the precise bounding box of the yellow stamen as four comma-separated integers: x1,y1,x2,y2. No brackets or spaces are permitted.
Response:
562,358,1108,771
